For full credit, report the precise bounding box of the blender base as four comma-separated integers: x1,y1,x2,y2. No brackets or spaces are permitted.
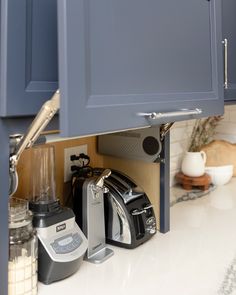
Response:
30,203,88,284
38,241,84,284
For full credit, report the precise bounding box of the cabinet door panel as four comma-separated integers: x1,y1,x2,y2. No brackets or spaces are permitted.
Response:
88,1,211,95
58,0,223,137
0,0,58,116
222,0,236,102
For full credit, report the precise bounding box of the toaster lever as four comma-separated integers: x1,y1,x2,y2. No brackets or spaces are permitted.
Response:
143,204,154,211
131,209,146,216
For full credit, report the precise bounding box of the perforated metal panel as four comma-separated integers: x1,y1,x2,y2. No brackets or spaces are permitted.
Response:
98,126,161,162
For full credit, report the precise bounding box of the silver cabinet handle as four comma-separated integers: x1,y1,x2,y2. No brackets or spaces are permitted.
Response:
137,108,202,120
222,38,228,89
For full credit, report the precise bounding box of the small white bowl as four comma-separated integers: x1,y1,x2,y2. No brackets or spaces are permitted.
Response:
205,165,234,186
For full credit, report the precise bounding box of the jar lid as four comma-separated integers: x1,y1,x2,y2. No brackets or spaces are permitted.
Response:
9,198,32,228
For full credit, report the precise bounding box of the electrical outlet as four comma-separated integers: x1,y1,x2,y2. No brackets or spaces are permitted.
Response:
64,145,88,182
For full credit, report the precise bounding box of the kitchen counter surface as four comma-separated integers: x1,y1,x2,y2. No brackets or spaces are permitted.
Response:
38,179,236,295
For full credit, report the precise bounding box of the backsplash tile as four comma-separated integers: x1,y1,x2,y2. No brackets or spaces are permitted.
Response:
170,105,236,187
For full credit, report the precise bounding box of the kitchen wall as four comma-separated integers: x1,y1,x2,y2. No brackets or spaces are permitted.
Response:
14,135,160,229
14,136,103,204
169,105,236,187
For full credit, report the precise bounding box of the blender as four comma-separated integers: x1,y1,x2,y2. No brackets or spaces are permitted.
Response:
9,91,87,285
28,145,87,284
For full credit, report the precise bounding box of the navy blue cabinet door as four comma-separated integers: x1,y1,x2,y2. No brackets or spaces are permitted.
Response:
222,0,236,102
58,0,223,137
0,0,58,117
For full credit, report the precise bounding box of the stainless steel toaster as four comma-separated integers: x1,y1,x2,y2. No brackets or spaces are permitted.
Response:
93,169,157,249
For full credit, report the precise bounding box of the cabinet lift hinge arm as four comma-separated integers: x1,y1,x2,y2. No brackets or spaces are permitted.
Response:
9,90,60,197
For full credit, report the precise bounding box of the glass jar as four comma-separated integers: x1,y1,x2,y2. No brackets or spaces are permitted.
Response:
8,198,38,295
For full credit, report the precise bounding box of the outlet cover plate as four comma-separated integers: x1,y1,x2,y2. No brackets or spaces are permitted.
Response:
64,144,88,182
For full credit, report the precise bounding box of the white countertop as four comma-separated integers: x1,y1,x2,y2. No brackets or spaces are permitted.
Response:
38,179,236,295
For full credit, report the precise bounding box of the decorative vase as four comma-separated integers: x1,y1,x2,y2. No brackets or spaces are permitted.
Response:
181,151,207,177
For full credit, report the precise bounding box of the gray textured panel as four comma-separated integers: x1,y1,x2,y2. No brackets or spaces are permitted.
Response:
98,126,161,162
0,0,58,117
58,0,223,137
222,0,236,102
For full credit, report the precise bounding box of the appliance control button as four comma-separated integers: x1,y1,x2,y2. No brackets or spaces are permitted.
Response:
74,233,82,241
59,246,69,253
51,242,59,248
51,240,78,254
146,217,155,225
76,238,82,246
72,241,80,249
52,245,65,254
58,236,73,246
149,228,156,234
66,244,74,252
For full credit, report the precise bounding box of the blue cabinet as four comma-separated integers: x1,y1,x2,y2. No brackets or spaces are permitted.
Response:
0,0,224,136
58,0,223,137
222,0,236,102
0,0,58,117
0,1,226,294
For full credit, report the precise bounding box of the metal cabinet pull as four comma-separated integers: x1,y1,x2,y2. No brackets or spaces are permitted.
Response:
222,38,228,89
137,108,202,120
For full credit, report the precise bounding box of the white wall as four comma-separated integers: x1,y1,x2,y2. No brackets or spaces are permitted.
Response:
169,105,236,187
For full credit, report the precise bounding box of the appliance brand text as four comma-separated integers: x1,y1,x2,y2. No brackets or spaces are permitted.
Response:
56,223,66,232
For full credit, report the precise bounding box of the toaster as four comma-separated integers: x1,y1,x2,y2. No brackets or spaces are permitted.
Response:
94,169,157,249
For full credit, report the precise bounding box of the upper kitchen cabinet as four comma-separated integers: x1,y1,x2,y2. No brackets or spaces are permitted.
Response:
58,0,223,137
222,0,236,103
0,0,58,117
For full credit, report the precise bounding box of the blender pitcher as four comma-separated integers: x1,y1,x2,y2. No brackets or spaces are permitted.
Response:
30,145,56,204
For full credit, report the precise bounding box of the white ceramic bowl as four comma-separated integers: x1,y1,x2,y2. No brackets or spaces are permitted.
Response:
205,165,234,186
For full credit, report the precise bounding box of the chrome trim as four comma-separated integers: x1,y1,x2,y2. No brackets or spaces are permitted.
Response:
131,209,146,216
160,122,174,141
137,108,202,120
143,204,154,211
94,169,111,190
222,39,228,89
110,196,131,244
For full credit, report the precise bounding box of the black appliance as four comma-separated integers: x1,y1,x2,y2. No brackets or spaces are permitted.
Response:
72,168,156,249
29,145,87,285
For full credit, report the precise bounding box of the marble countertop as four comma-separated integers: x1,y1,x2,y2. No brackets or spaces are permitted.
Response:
38,178,236,295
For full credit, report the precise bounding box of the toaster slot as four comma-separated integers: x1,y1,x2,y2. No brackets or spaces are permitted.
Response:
110,171,136,189
131,209,145,240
